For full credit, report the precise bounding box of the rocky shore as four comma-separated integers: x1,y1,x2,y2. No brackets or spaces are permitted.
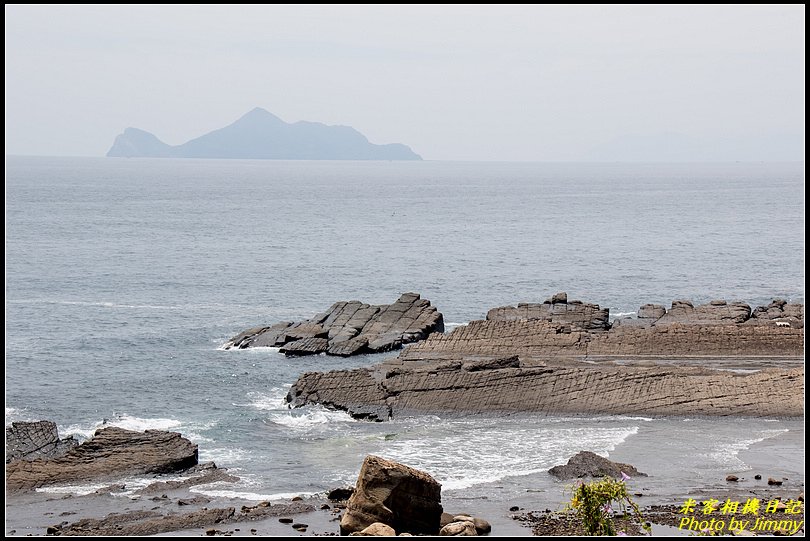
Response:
223,293,444,356
287,294,804,419
6,422,199,493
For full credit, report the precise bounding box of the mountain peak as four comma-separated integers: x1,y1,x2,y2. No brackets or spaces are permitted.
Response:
237,107,283,124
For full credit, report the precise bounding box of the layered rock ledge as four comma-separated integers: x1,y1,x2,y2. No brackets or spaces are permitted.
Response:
286,295,804,419
6,425,198,492
223,293,444,356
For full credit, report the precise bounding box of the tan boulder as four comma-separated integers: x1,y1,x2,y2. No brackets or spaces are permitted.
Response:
439,521,477,536
340,455,442,535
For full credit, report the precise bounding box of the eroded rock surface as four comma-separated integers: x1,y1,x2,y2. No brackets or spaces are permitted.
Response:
486,293,609,330
6,426,198,492
287,294,803,419
224,293,443,356
288,358,803,419
6,421,78,463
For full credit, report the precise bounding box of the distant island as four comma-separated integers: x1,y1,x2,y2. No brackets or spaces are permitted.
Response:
106,108,421,160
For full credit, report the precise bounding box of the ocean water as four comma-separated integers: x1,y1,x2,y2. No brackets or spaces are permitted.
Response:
5,157,805,508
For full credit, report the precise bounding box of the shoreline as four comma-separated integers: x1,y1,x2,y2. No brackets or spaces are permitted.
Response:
6,415,804,536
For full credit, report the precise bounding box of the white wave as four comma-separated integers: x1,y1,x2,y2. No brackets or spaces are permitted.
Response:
611,311,637,318
267,407,355,428
34,474,191,497
382,424,640,491
9,299,180,310
444,322,468,330
36,483,111,496
244,387,291,411
189,487,315,502
199,446,251,465
218,344,283,353
60,414,183,440
706,429,789,469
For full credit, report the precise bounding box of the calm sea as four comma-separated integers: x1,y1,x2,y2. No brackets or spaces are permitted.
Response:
5,157,804,507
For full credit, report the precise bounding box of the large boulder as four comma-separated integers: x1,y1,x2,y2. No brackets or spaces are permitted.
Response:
548,451,646,479
439,521,477,536
6,426,198,492
340,455,443,535
6,421,78,463
223,293,444,356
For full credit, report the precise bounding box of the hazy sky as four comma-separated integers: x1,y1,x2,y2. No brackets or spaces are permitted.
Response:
5,5,805,161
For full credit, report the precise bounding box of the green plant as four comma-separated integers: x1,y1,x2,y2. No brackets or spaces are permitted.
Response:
566,476,651,536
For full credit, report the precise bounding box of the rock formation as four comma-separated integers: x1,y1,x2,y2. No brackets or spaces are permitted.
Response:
612,298,804,329
288,357,803,419
47,500,315,536
548,451,647,479
486,292,609,330
6,426,198,492
286,294,804,419
340,455,443,535
224,293,444,356
6,420,78,463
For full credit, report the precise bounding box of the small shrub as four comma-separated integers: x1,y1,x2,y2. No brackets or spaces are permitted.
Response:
567,476,650,536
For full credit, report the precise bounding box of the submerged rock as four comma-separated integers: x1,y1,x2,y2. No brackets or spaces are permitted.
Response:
223,293,444,356
548,451,646,479
341,455,443,535
6,426,198,492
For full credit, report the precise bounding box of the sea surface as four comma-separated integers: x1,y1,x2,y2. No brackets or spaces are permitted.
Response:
5,157,805,511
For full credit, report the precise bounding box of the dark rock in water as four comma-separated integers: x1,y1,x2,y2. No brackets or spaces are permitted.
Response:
224,293,444,357
6,426,198,492
768,477,783,486
341,455,443,535
726,475,739,482
509,506,519,512
328,487,355,501
754,474,762,480
487,292,609,330
6,420,78,463
548,451,646,479
279,518,294,524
